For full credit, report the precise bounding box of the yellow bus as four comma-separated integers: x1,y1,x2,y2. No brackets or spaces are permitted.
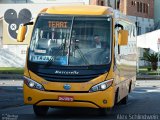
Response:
17,5,137,116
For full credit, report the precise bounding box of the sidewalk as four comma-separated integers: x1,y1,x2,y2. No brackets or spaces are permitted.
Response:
136,74,160,80
0,80,23,86
136,80,160,87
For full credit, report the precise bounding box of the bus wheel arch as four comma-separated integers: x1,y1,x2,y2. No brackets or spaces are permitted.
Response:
129,81,132,93
114,88,119,105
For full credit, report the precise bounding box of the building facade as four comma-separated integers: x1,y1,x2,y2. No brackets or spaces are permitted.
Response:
120,0,154,19
119,0,155,67
89,0,156,68
90,0,120,9
0,0,89,4
119,0,154,35
154,0,160,29
90,0,154,35
154,0,160,22
0,0,89,67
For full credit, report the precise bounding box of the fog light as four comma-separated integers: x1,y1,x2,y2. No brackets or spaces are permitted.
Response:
29,82,35,88
28,97,32,101
103,99,107,104
100,84,107,90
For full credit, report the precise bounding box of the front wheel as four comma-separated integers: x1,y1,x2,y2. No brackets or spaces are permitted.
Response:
120,95,128,105
33,105,49,116
99,108,112,116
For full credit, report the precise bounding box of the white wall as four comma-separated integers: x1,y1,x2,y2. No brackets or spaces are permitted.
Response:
0,0,89,4
0,20,2,47
0,0,32,3
0,20,2,37
31,0,89,4
137,30,160,66
154,0,160,23
128,16,154,35
0,2,88,18
0,2,89,67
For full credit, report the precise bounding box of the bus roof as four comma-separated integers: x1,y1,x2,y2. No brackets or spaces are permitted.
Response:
42,5,113,15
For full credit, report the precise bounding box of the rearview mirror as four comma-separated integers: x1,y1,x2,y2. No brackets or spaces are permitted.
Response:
118,30,128,46
17,25,27,42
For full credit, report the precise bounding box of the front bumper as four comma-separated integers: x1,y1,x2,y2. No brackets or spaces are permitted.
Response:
24,84,115,108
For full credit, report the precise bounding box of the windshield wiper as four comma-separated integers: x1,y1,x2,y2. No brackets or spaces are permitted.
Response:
45,43,65,67
74,45,89,65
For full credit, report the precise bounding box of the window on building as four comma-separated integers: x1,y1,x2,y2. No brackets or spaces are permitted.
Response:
131,1,134,5
137,2,139,12
143,3,145,13
100,1,104,6
117,0,120,9
140,2,142,12
146,4,149,14
98,0,105,6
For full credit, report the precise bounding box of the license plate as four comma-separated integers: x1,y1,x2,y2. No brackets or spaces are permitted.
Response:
58,96,74,102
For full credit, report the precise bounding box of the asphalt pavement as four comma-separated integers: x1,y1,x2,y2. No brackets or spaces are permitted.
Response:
0,80,160,120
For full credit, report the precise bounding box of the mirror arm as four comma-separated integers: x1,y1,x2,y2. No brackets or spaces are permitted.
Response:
115,24,124,54
118,45,120,54
115,24,124,30
23,21,34,26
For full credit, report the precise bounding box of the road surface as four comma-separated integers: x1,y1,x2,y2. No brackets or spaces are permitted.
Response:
0,80,160,120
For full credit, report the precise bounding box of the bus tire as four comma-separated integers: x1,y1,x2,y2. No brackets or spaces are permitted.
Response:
99,108,112,116
114,88,119,105
120,95,128,105
33,105,49,116
129,82,132,93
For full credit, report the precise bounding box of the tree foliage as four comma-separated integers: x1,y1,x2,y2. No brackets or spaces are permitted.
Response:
141,49,158,70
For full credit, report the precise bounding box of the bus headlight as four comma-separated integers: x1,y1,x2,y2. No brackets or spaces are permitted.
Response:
89,79,113,92
23,76,45,91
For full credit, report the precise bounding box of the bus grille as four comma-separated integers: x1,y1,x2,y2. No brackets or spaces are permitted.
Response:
37,72,100,82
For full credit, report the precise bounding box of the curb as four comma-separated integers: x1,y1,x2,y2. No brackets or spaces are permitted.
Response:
0,74,23,80
137,75,160,80
136,78,160,80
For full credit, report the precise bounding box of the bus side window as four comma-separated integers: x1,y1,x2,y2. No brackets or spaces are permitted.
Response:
115,30,120,54
114,28,119,55
118,45,120,54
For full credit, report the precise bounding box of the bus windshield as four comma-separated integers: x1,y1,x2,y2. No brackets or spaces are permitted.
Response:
29,15,112,66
